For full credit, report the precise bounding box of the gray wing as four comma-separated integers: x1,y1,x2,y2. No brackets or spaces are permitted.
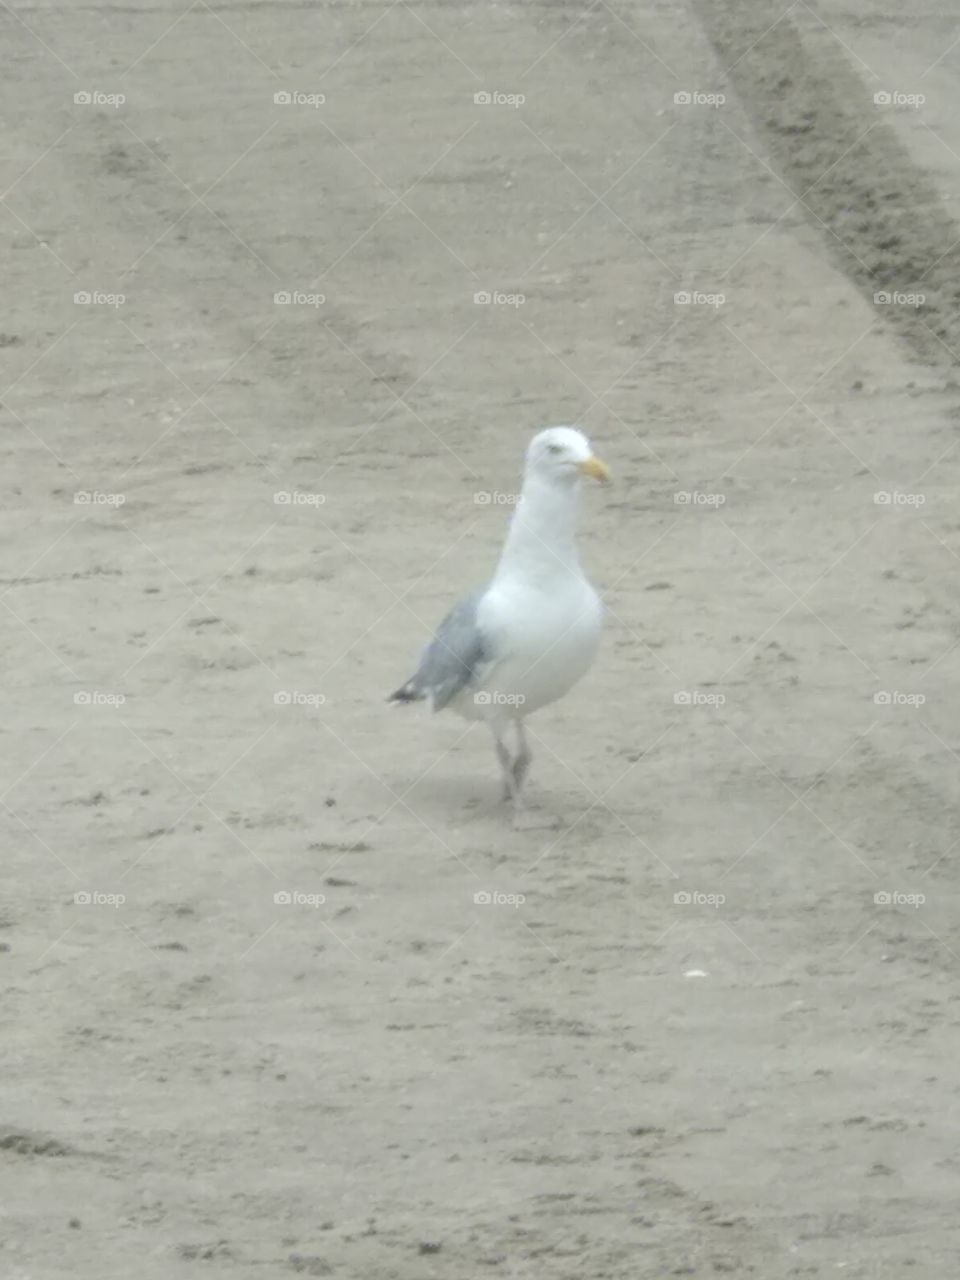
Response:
389,586,491,711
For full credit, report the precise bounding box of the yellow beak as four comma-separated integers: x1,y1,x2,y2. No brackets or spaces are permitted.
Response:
578,455,611,484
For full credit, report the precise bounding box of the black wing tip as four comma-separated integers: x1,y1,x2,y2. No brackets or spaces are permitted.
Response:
387,681,425,704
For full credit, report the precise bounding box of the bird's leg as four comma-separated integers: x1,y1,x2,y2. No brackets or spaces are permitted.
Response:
511,719,533,796
510,721,563,830
490,723,520,806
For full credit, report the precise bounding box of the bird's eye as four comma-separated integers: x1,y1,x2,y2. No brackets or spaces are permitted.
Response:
546,443,564,455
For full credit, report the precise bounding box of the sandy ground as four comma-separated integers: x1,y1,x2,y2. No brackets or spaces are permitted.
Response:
2,1,960,1276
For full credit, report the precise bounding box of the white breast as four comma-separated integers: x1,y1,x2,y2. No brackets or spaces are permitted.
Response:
459,574,602,718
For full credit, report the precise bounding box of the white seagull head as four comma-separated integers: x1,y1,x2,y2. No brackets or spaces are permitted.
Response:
525,426,610,486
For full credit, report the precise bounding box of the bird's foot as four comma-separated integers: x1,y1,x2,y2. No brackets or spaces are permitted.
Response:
511,807,563,832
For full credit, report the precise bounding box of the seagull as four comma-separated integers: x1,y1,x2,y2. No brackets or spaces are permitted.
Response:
388,426,610,815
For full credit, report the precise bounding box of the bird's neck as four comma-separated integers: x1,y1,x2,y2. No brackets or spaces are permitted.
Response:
495,474,583,581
